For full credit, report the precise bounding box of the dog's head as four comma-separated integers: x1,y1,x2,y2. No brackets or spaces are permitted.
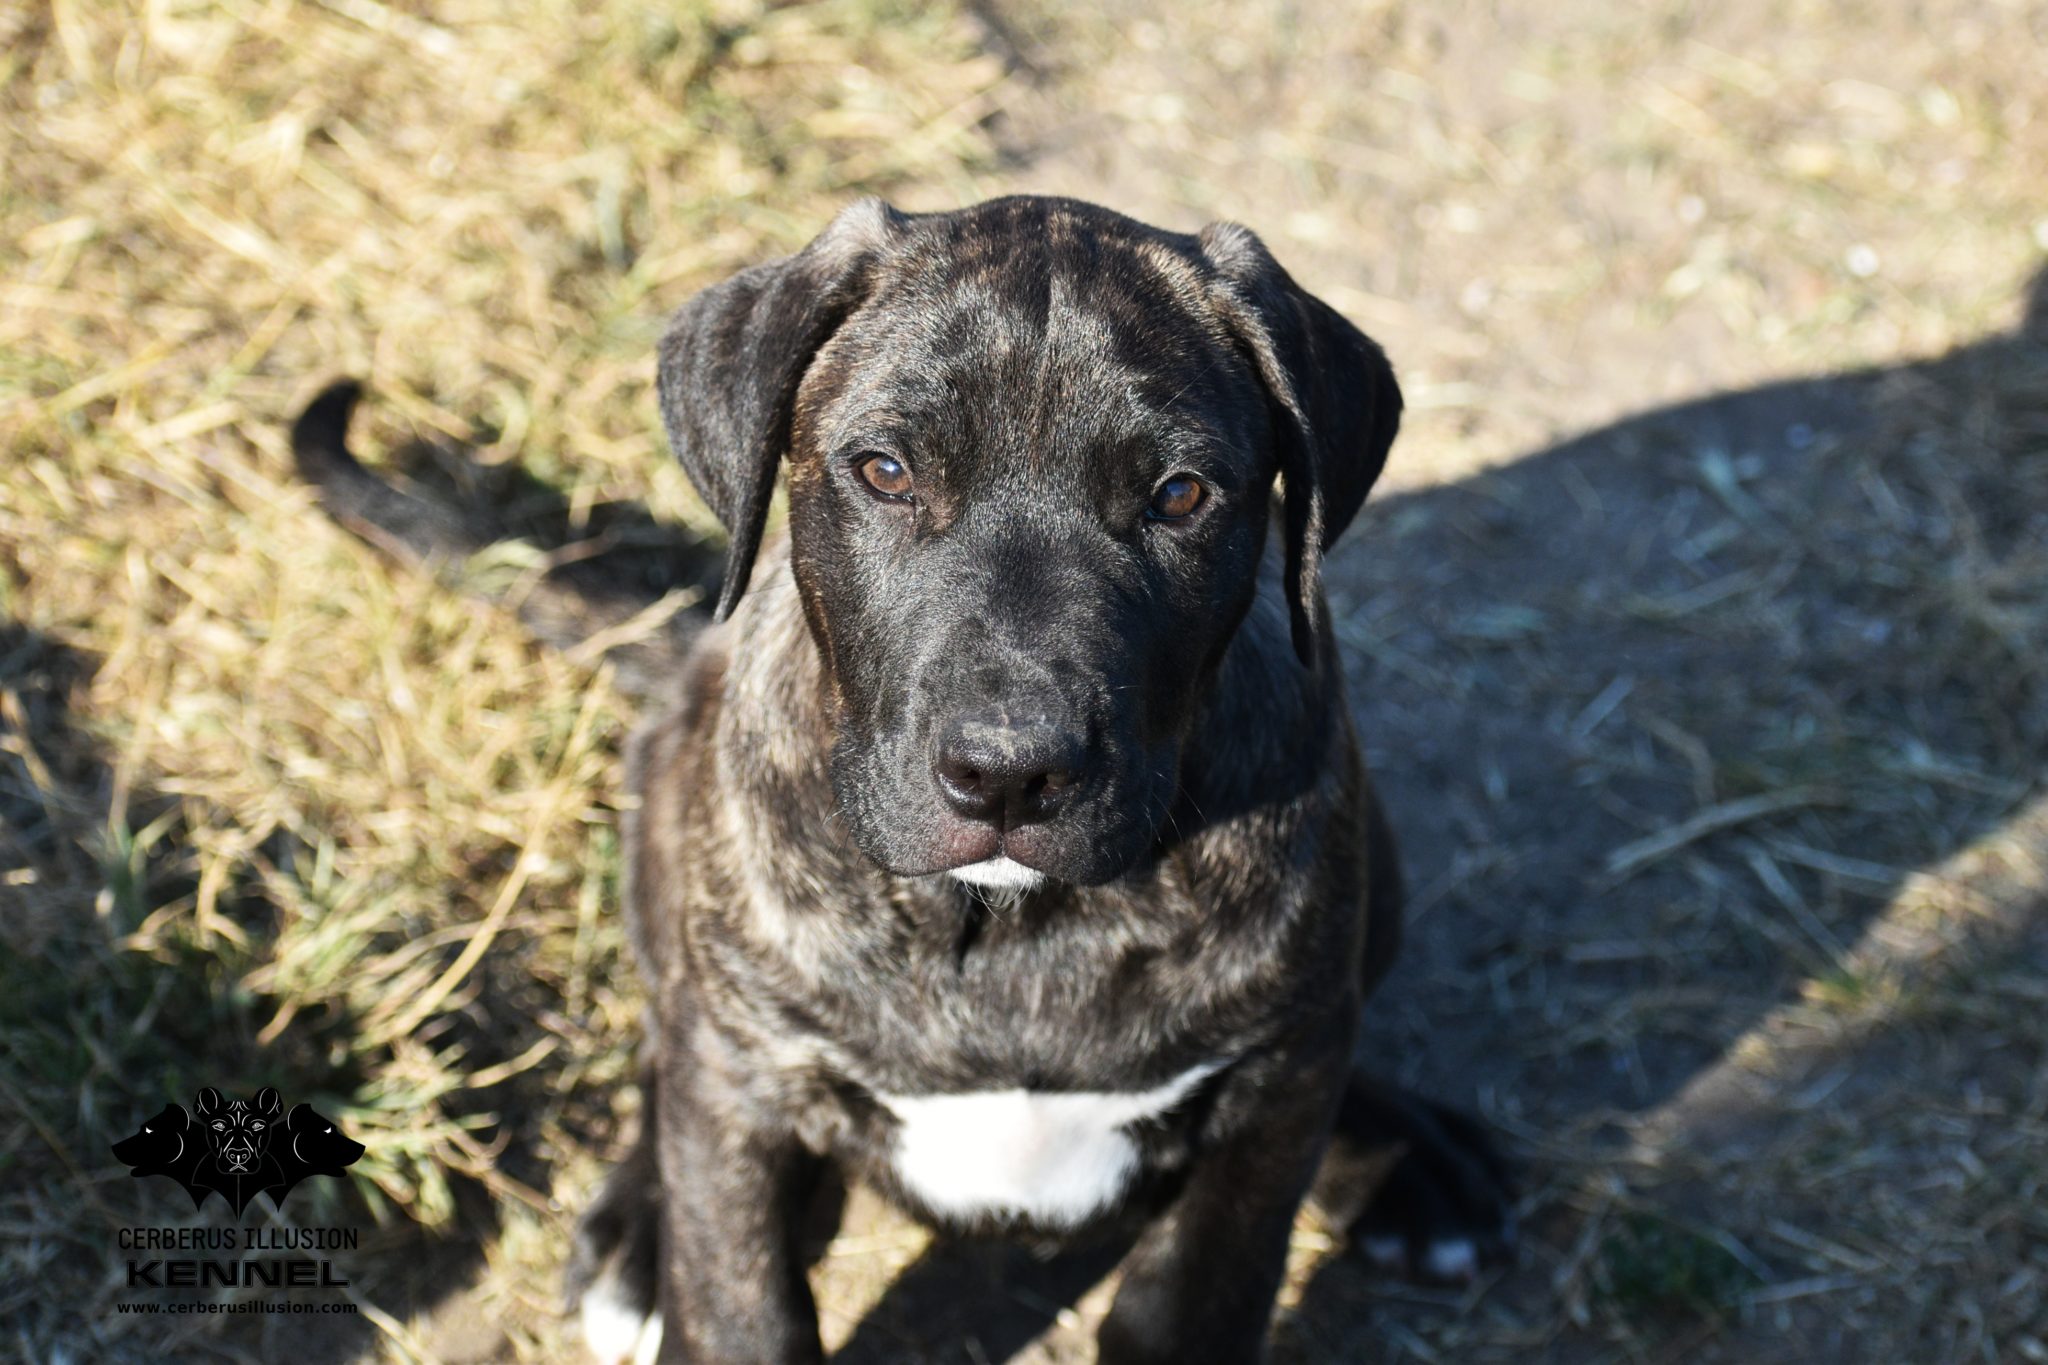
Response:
194,1086,280,1175
279,1102,366,1176
660,196,1399,887
112,1102,194,1175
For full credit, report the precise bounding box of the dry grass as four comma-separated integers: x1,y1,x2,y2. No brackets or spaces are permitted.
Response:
6,0,2048,1361
2,1,996,1358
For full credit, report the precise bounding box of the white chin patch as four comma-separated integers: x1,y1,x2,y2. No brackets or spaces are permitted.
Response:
949,857,1046,891
879,1061,1223,1227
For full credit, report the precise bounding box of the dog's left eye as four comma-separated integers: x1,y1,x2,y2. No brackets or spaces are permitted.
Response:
855,453,914,501
1147,475,1206,521
251,1121,265,1131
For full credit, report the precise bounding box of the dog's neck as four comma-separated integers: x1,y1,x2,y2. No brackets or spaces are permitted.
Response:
714,536,840,773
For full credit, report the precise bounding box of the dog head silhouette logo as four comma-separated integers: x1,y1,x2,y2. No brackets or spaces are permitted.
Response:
113,1088,363,1215
268,1101,367,1206
110,1102,205,1208
192,1086,282,1214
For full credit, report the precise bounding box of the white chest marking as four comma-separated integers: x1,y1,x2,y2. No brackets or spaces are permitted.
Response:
878,1062,1223,1226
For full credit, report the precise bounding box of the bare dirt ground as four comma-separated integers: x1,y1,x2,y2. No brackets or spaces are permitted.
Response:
5,0,2046,1361
800,4,2048,1361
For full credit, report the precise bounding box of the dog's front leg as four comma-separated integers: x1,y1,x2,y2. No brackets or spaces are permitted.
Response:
1096,1040,1351,1365
652,1043,823,1365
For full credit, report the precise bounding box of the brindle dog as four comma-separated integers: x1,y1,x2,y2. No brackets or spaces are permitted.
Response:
295,194,1512,1365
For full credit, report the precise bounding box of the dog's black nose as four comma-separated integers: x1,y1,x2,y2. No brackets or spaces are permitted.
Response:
935,717,1085,826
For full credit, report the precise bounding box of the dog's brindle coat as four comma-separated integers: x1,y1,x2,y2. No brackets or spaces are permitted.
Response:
559,196,1510,1363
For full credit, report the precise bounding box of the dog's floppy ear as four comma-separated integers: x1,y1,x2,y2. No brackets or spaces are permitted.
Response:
1198,222,1402,666
658,197,909,620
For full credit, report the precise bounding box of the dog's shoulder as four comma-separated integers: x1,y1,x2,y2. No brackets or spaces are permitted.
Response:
620,533,842,970
624,534,815,774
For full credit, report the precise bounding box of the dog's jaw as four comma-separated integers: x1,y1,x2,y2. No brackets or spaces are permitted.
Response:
948,856,1046,892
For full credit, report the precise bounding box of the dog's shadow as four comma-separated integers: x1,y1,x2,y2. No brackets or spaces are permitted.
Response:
811,271,2048,1361
1266,273,2048,1360
287,270,2046,1361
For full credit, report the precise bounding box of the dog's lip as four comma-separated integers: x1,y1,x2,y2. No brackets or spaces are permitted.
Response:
896,816,1143,884
910,820,1004,875
893,826,1055,880
910,847,1047,879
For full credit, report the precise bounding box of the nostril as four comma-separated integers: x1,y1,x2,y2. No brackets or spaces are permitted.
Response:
936,718,1089,825
936,751,998,820
1024,770,1076,807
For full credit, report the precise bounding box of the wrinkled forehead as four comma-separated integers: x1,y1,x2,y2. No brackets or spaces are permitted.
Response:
800,219,1264,468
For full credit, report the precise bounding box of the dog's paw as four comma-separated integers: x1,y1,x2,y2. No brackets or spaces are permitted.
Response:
578,1274,663,1365
565,1149,664,1365
1312,1076,1516,1286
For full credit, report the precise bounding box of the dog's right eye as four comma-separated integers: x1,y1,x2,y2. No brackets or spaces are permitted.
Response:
1146,475,1207,521
854,453,914,502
